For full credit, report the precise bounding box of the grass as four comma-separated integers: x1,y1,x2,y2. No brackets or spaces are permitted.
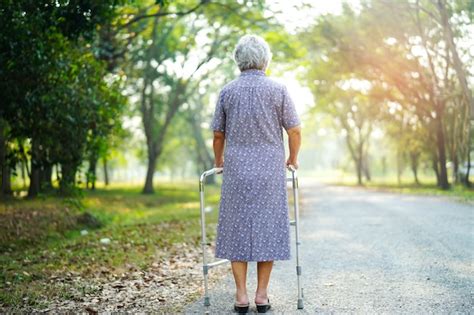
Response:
0,181,221,309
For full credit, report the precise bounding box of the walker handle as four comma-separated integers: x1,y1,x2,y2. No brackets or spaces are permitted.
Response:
287,164,297,172
200,167,223,183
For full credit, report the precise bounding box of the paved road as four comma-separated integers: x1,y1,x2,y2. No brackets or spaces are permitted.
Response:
185,181,474,314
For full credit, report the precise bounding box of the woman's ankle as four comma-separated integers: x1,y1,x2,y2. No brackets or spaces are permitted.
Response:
254,290,269,304
235,289,249,304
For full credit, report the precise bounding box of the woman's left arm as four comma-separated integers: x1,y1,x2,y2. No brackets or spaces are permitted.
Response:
213,131,225,167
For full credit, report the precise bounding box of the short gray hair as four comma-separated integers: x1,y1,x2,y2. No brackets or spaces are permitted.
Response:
233,34,272,71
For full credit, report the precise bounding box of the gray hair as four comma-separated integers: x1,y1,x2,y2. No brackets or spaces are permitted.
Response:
233,34,272,71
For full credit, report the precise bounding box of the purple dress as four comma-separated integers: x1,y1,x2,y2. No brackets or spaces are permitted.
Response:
210,68,301,262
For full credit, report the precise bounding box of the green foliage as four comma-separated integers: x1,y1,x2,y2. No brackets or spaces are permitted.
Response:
0,0,127,195
300,0,472,187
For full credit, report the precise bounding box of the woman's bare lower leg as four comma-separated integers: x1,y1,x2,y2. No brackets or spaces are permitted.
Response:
231,261,249,304
255,261,273,304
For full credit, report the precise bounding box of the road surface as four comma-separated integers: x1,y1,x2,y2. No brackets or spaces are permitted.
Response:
185,181,473,314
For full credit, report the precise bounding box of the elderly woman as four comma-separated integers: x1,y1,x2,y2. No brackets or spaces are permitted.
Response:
211,34,301,313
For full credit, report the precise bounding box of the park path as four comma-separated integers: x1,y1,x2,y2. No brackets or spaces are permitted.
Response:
185,180,473,314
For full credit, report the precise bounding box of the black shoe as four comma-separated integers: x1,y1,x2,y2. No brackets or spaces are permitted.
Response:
256,299,271,313
234,302,249,314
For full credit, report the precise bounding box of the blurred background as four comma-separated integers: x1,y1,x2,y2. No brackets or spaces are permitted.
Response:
1,0,473,195
0,0,473,311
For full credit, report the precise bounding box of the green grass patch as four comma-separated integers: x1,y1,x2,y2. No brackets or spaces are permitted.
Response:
0,181,221,309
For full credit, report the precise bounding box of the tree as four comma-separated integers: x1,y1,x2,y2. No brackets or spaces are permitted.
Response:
0,0,125,196
302,8,381,185
301,0,472,189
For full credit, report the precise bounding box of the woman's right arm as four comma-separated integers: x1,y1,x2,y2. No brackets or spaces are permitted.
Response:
286,126,301,169
213,131,225,167
281,86,301,169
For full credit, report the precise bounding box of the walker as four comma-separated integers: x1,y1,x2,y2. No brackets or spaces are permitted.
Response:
198,165,304,309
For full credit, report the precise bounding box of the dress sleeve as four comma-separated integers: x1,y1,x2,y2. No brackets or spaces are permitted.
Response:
281,85,301,130
210,89,226,132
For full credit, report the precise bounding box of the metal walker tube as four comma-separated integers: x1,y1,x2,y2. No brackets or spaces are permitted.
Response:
199,167,224,307
288,165,304,309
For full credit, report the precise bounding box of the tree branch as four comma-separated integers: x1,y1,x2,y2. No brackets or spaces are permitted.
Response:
118,1,209,30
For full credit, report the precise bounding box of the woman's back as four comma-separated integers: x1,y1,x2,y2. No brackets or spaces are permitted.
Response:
211,69,300,149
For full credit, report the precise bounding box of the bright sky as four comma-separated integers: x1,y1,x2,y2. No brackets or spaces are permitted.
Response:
268,0,360,34
268,0,361,117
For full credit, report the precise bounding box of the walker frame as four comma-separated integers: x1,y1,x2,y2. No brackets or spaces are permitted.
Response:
198,166,304,309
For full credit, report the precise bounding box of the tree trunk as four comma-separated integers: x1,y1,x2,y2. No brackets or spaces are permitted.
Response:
452,154,459,184
465,135,472,187
396,149,403,185
103,157,109,186
140,17,159,195
434,111,450,189
465,154,471,188
431,151,440,186
143,151,157,194
59,163,77,195
355,143,363,186
55,164,61,183
21,159,27,190
355,157,362,185
343,127,363,186
28,140,41,198
0,120,13,196
2,168,12,196
28,166,40,197
362,151,371,181
40,164,53,191
347,142,363,185
410,152,420,185
87,155,98,190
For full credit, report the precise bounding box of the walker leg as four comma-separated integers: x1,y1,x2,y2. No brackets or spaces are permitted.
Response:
291,172,304,310
298,297,304,309
198,168,225,308
200,183,211,307
203,265,210,306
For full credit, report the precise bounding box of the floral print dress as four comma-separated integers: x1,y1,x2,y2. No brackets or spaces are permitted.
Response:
210,68,301,261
